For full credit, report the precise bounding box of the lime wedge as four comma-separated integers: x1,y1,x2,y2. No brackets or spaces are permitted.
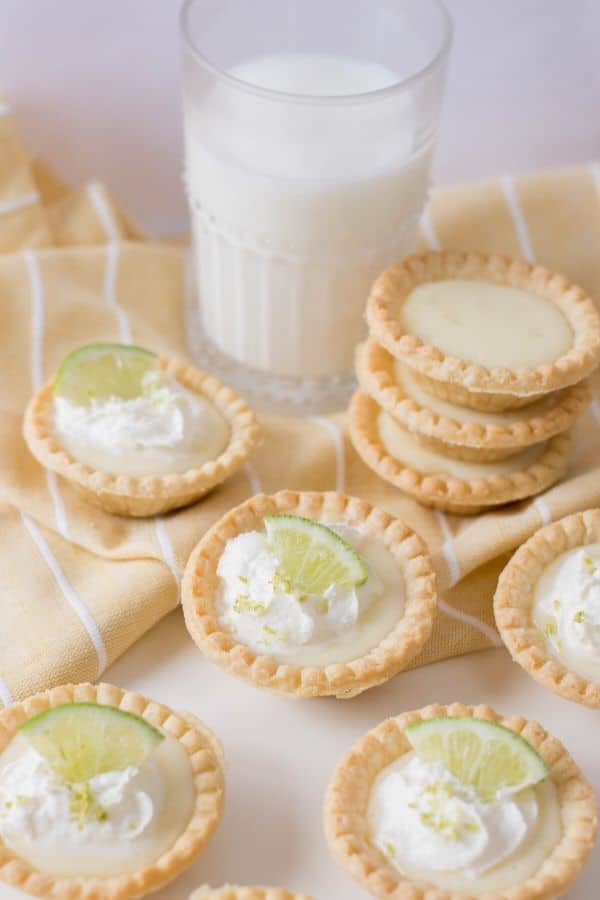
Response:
54,343,158,406
406,716,549,801
264,514,368,596
19,702,163,783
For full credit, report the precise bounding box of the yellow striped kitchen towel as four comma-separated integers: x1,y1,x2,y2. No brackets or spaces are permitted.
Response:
0,98,599,703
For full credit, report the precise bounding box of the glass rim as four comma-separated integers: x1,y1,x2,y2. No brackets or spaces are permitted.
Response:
179,0,452,105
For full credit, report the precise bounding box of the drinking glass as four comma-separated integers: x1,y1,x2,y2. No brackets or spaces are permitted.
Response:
180,0,452,413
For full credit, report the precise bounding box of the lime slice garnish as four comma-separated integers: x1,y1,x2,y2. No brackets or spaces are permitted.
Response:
406,716,549,802
54,342,158,406
19,702,163,783
264,514,368,596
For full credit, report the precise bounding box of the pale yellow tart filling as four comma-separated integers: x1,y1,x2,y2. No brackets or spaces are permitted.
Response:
399,281,573,370
0,732,194,877
216,525,404,668
378,410,546,478
369,751,561,896
533,543,600,683
395,363,567,427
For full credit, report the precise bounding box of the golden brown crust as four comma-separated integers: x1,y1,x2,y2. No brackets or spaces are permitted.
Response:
190,887,312,900
366,251,600,411
23,356,261,517
181,490,437,699
356,339,591,462
0,682,225,899
324,702,598,900
494,508,600,708
349,391,572,515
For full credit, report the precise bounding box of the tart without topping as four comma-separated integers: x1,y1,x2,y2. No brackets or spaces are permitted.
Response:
0,682,224,898
495,508,600,708
24,342,260,516
349,391,572,514
356,339,591,462
182,491,437,699
366,251,600,411
325,703,597,899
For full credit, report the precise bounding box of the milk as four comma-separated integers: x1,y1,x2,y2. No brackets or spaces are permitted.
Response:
184,53,432,380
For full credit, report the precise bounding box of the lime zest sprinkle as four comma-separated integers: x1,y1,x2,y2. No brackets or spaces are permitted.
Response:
583,554,596,573
233,596,266,615
68,782,107,830
385,841,396,859
573,610,585,624
552,599,561,611
544,621,557,637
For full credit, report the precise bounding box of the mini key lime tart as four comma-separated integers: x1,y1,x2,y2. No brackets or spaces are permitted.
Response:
24,343,260,516
349,392,572,514
356,339,591,462
0,682,225,899
190,887,312,899
495,508,600,708
325,703,597,899
182,491,437,699
366,251,600,411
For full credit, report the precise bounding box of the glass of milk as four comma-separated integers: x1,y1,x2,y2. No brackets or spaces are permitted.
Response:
180,0,451,413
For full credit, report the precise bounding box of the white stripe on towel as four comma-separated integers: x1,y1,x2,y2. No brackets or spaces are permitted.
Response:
154,518,182,588
245,462,263,496
533,496,552,526
500,175,535,261
0,191,40,217
21,513,108,677
438,596,503,647
25,251,71,539
311,417,346,493
435,509,461,587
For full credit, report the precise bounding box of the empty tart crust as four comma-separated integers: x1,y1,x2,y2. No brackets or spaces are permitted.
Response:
349,391,572,515
190,888,312,899
0,681,225,900
366,251,600,412
494,509,600,709
324,702,598,900
357,339,591,463
181,490,437,699
23,356,261,517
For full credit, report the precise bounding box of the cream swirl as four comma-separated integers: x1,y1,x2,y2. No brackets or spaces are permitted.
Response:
0,744,161,850
533,544,600,682
53,371,229,475
369,754,538,877
216,524,383,658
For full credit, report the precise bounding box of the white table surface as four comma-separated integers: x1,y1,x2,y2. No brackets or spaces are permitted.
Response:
5,609,598,899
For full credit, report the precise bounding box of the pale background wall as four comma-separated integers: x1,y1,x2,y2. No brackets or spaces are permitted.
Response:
1,0,598,235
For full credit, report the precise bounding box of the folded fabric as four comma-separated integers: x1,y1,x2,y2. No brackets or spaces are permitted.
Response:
0,95,599,704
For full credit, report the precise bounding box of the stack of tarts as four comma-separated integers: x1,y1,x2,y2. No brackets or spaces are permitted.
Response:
351,251,600,514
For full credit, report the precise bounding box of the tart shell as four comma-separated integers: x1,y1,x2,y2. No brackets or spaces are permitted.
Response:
324,702,598,900
356,339,591,462
349,391,572,515
494,508,600,708
366,251,600,411
23,356,261,517
190,887,312,900
0,681,225,900
181,490,437,699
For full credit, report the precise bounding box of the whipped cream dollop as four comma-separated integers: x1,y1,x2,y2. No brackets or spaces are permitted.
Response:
53,371,229,475
0,744,161,849
216,524,383,657
534,544,600,681
369,754,538,879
